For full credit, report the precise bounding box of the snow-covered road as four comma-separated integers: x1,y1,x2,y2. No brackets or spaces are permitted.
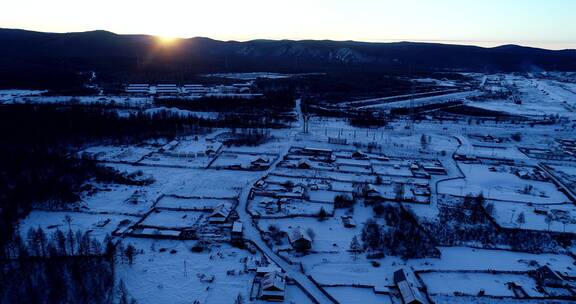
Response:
235,99,336,303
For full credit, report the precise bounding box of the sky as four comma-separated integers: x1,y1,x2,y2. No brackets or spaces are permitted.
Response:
1,0,575,50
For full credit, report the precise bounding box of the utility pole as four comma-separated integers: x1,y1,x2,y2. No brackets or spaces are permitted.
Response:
303,114,311,133
408,65,415,134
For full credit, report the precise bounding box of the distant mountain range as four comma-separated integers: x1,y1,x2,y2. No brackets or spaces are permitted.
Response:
1,28,575,88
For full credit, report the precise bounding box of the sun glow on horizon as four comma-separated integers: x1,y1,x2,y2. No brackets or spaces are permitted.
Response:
157,35,178,46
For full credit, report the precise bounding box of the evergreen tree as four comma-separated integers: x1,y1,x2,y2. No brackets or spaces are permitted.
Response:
349,236,362,260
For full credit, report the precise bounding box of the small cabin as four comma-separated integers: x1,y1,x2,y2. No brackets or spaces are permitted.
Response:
352,150,368,159
394,268,425,304
259,271,286,302
231,221,243,243
208,203,232,224
251,157,270,169
289,228,312,252
297,160,311,169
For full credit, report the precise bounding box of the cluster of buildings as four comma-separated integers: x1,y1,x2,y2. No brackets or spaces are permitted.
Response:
124,83,261,98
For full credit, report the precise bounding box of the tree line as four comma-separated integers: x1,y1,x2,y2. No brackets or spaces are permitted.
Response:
1,228,115,304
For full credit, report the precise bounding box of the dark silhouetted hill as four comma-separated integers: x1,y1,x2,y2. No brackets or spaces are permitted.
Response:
1,28,575,88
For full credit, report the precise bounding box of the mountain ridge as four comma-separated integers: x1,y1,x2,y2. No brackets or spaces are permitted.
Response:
1,28,575,88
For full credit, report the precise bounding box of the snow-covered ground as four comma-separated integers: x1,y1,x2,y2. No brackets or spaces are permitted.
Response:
468,75,576,119
421,272,542,297
14,72,576,303
439,163,570,204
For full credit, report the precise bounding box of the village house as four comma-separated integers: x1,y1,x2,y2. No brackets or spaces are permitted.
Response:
289,228,312,252
352,150,369,159
160,140,179,152
251,157,271,170
155,84,180,95
297,160,312,169
125,84,150,95
533,206,549,215
394,268,425,304
231,221,243,244
256,266,282,277
258,271,286,302
208,203,232,224
422,164,447,175
365,184,382,198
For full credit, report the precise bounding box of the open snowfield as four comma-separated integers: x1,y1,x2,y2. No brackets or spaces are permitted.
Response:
141,210,204,229
421,272,542,297
116,240,258,304
301,246,575,287
439,163,569,204
81,184,159,215
139,152,213,168
469,76,576,119
111,164,260,198
324,286,392,304
157,196,236,210
469,145,529,160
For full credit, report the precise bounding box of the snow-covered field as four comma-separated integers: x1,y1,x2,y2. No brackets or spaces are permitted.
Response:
421,272,542,297
116,240,258,304
439,163,569,204
12,72,576,303
324,286,392,304
468,75,576,119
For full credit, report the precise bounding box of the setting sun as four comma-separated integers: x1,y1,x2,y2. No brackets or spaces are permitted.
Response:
157,35,178,46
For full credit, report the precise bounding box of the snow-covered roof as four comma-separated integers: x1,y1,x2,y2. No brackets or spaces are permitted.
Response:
251,157,270,165
304,147,333,154
289,228,311,244
366,184,380,194
394,268,425,304
232,221,243,233
261,271,285,291
209,203,232,219
256,266,281,274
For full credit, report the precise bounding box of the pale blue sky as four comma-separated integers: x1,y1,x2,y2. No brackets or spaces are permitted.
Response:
1,0,575,49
